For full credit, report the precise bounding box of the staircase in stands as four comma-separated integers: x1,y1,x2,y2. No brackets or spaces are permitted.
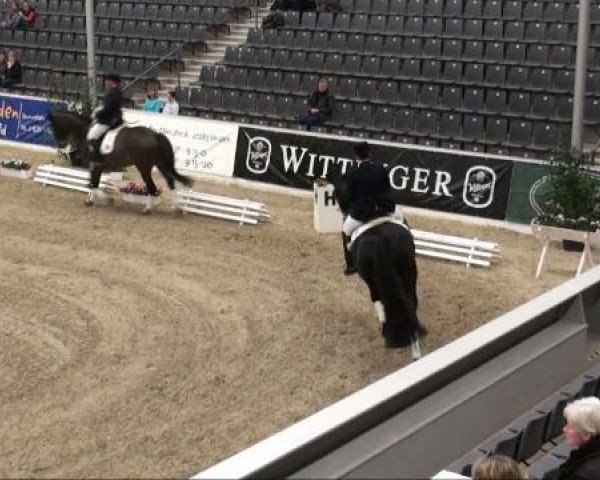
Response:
132,5,273,107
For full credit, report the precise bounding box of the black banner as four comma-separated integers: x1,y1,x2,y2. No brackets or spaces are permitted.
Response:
234,127,514,219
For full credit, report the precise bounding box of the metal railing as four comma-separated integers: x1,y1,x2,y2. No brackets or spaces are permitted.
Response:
121,5,251,94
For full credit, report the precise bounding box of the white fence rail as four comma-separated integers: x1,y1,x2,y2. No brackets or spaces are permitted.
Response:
174,189,270,225
412,229,500,268
33,164,118,194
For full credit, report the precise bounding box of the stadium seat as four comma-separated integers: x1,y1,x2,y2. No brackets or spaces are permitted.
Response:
508,92,530,116
527,453,563,480
439,112,461,138
476,429,520,458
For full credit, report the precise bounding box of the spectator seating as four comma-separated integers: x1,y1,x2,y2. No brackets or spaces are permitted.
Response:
0,0,251,98
183,0,600,158
445,361,600,479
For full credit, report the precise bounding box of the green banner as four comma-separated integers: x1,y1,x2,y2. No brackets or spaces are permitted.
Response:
505,162,552,224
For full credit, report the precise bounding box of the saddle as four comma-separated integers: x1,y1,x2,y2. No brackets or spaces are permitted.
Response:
99,124,127,156
349,211,407,249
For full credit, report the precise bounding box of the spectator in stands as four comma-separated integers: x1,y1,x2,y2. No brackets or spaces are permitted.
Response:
162,91,179,116
316,0,342,12
0,50,8,84
554,397,600,480
10,1,34,30
1,1,18,28
299,77,333,131
21,2,35,28
472,455,531,480
2,50,22,87
142,84,163,113
270,0,299,12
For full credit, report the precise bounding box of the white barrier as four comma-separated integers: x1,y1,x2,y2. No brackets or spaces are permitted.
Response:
314,183,500,268
412,229,500,268
174,189,270,226
34,164,120,194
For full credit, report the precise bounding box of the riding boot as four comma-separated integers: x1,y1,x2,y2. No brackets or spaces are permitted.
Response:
342,233,357,276
88,139,102,170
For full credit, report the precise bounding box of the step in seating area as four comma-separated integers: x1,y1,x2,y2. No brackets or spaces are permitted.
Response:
445,362,600,479
0,0,253,99
184,0,600,159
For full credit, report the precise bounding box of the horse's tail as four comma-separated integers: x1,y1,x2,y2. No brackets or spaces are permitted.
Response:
155,133,193,189
369,231,420,348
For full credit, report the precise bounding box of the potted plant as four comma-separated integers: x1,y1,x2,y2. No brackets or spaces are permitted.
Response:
535,148,600,251
0,159,32,179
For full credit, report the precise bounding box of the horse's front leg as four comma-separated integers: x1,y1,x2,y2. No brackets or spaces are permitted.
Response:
85,163,103,206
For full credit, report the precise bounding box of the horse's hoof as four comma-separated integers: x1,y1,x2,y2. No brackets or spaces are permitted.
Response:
142,209,152,215
84,200,93,207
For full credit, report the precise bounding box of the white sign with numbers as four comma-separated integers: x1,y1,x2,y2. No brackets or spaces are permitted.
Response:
122,109,239,177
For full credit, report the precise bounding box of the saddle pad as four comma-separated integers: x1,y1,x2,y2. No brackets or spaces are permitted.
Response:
100,124,127,155
349,212,407,248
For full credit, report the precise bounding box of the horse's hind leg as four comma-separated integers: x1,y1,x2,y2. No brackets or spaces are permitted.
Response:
411,337,421,361
139,166,158,214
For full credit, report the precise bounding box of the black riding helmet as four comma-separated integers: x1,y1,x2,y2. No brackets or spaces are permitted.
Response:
105,73,121,84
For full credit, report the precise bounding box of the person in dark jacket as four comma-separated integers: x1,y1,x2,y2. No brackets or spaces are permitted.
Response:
2,50,21,87
86,73,123,165
341,141,396,275
299,77,333,131
0,50,8,83
553,397,600,480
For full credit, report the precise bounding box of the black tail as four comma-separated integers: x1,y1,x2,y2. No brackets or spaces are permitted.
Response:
155,134,193,189
369,234,419,348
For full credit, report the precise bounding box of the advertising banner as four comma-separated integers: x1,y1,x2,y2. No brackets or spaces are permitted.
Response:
123,110,239,177
0,94,54,147
505,162,552,224
234,127,514,219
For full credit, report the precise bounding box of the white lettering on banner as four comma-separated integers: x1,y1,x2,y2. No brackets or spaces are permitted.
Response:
412,167,430,193
389,165,453,197
122,109,238,177
280,144,354,177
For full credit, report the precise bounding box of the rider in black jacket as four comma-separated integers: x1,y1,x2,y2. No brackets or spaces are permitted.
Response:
86,73,124,165
342,141,395,275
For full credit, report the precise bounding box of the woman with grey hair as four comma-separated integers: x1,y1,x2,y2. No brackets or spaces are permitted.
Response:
556,396,600,480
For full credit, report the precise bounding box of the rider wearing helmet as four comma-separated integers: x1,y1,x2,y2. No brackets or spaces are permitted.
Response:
86,73,123,166
342,141,396,275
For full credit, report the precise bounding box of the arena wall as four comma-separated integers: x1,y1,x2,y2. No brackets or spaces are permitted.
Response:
1,93,554,225
193,266,600,479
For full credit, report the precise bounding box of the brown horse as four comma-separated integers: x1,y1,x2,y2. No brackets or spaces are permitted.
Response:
48,111,192,210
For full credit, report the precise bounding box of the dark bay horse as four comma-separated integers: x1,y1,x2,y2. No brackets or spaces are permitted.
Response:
330,175,425,358
48,111,192,210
